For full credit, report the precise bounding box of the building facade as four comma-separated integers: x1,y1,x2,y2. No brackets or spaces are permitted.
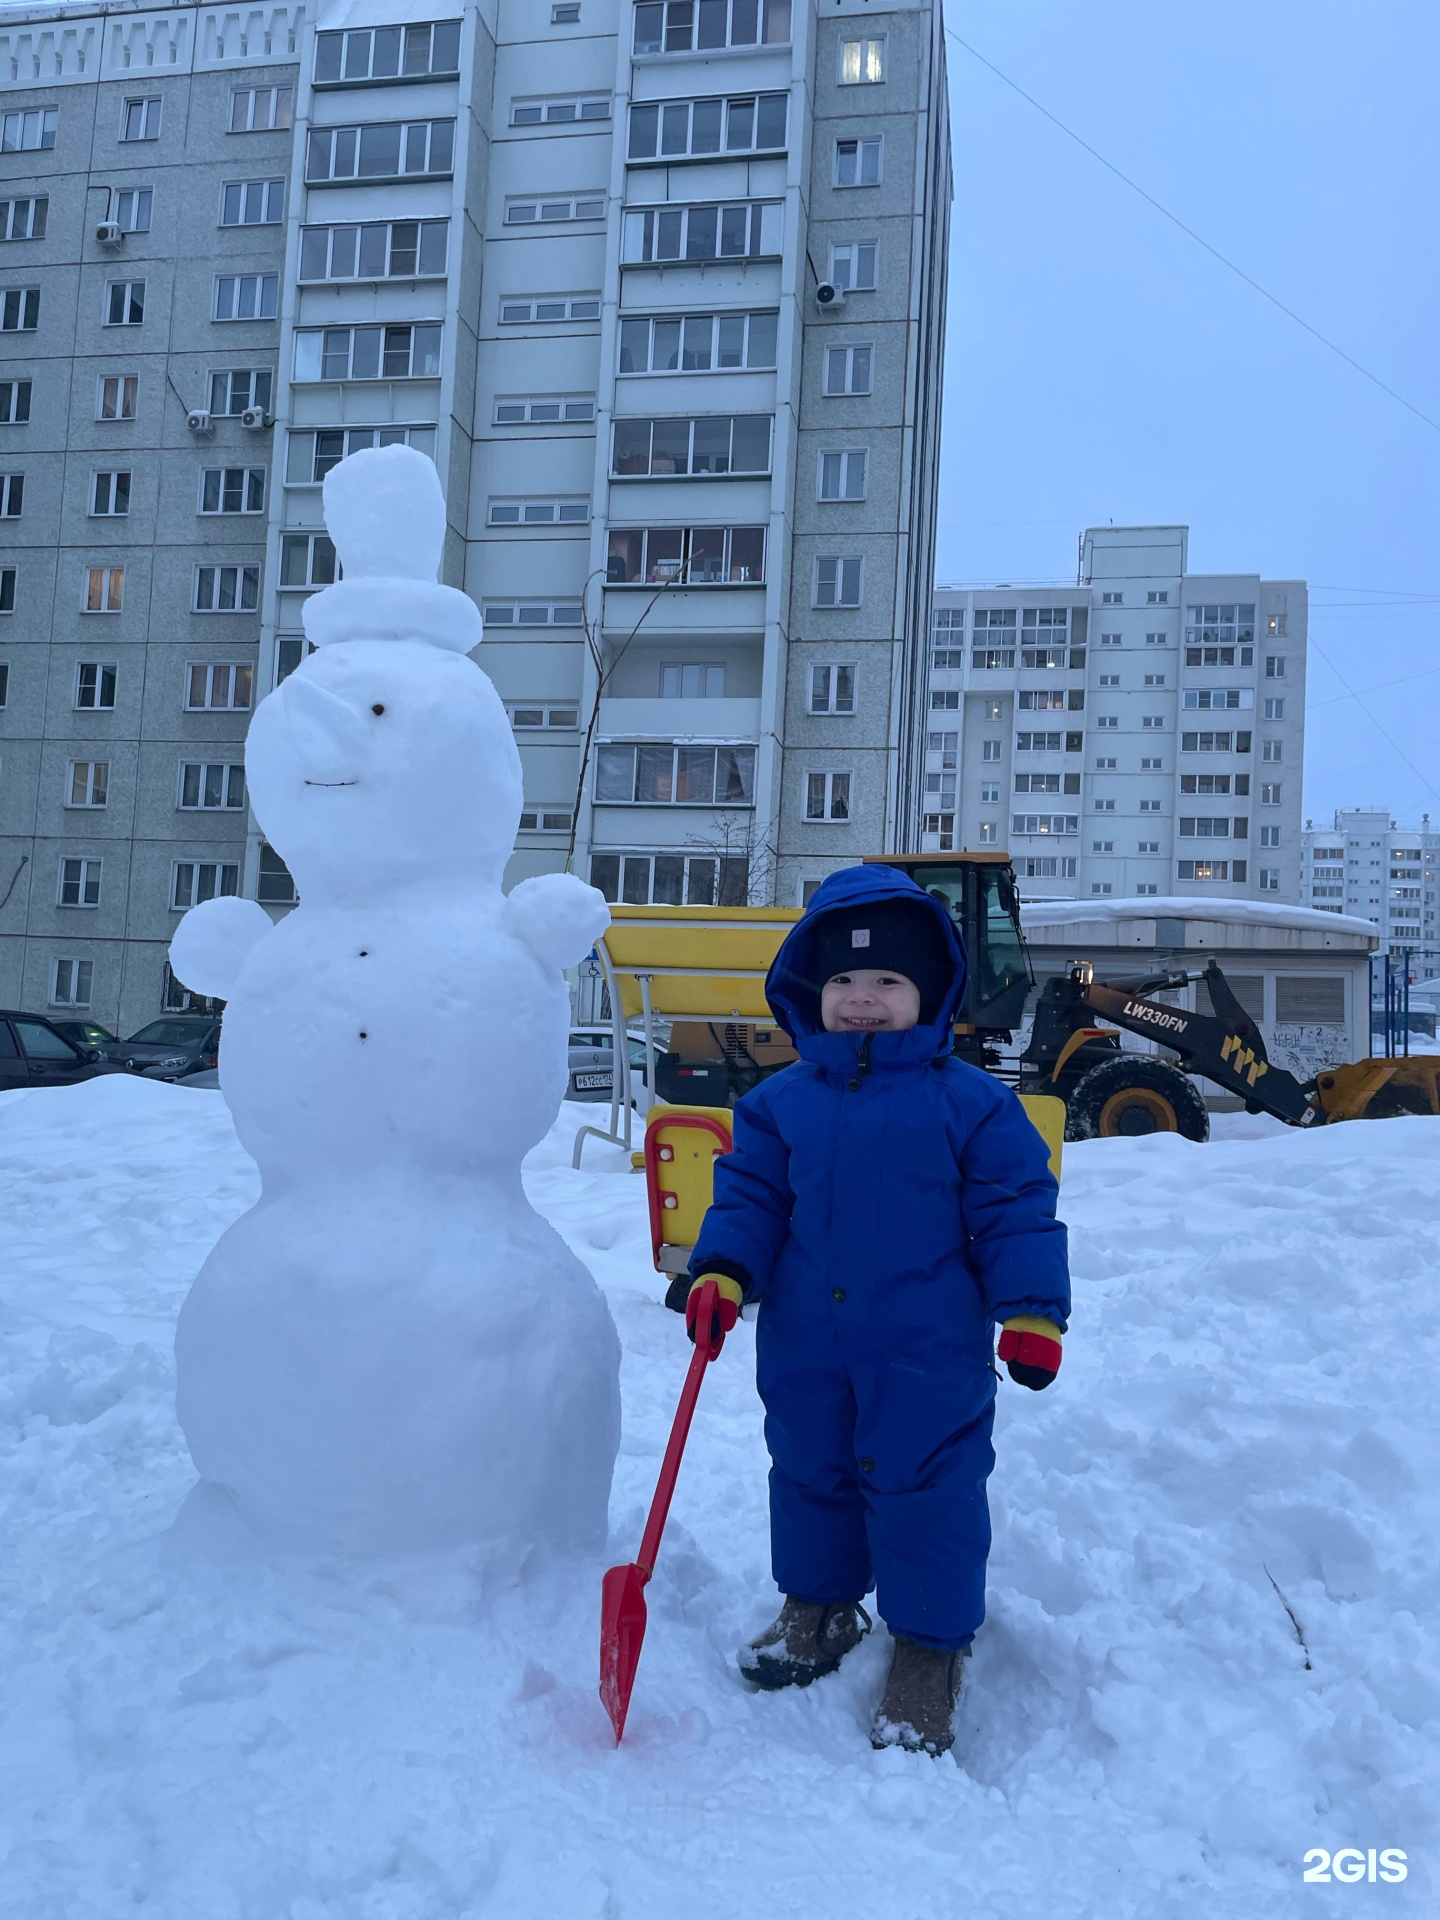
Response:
1301,807,1438,965
923,524,1307,904
0,0,950,1033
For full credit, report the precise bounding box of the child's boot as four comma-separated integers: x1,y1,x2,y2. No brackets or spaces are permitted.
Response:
738,1597,871,1690
869,1638,967,1755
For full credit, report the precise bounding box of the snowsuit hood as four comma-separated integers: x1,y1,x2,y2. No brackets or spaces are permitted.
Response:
765,865,968,1068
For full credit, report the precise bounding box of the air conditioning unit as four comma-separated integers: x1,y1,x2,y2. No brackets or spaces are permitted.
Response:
186,408,214,435
814,281,844,309
95,219,123,247
239,406,271,430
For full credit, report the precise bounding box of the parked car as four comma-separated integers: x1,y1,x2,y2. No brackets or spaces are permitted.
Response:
0,1011,134,1091
48,1019,118,1052
111,1017,222,1081
566,1028,655,1103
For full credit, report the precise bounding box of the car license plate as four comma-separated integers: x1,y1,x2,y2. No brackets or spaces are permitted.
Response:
574,1071,613,1090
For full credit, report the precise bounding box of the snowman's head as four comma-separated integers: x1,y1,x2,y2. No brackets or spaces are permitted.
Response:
246,639,523,899
245,445,527,900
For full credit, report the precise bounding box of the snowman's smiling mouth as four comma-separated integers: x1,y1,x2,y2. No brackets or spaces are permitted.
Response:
304,779,359,788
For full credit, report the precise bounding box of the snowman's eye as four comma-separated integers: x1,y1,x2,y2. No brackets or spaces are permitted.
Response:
371,703,385,715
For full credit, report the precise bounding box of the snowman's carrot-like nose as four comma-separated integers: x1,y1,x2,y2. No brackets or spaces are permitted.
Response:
282,673,372,786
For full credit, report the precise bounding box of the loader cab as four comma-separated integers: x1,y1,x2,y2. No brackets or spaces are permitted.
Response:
864,852,1032,1039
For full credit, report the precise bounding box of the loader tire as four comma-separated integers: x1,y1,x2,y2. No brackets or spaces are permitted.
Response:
1065,1056,1209,1143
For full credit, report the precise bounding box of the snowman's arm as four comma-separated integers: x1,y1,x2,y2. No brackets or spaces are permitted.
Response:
168,897,275,1002
502,873,610,975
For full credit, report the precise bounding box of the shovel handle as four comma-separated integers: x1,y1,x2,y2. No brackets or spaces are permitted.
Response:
636,1279,720,1575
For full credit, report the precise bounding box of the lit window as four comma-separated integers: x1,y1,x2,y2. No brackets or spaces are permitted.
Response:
839,37,885,82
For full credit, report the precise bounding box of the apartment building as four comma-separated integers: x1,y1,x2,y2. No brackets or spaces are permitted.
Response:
1301,807,1438,960
924,525,1307,904
0,0,949,1033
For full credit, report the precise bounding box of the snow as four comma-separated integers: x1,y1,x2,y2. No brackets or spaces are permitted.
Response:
3,1075,1436,1916
1021,895,1379,940
168,445,618,1556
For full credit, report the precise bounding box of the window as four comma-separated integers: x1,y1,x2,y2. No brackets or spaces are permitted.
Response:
0,473,19,516
1022,647,1073,671
596,742,757,805
828,241,877,291
1185,603,1255,644
121,96,161,141
113,188,152,232
280,533,339,586
230,85,294,132
814,555,862,608
66,761,108,807
1261,739,1282,763
840,36,885,82
500,293,600,324
1019,856,1078,880
979,782,1000,803
591,849,749,907
1180,817,1233,839
1091,883,1113,895
505,191,605,225
621,200,783,263
51,958,93,1008
257,844,295,905
1098,632,1121,647
480,598,584,628
1012,814,1078,836
512,94,610,128
1138,840,1160,854
1015,774,1065,795
0,288,38,332
199,467,266,514
1093,797,1116,813
552,2,580,20
293,322,442,381
1144,673,1166,686
97,376,137,421
1095,756,1116,770
834,137,882,186
810,664,855,715
494,393,595,426
659,664,725,699
971,648,1014,670
209,368,273,416
104,279,144,325
619,310,778,374
1263,697,1285,721
288,424,436,481
85,567,124,613
818,450,866,501
1101,592,1122,605
194,565,260,612
1147,590,1169,604
1265,655,1286,679
0,568,12,612
1140,756,1162,770
612,414,771,477
219,178,284,224
75,662,116,709
1182,688,1253,711
172,861,240,910
981,740,1002,762
606,525,765,585
1185,644,1253,667
307,117,452,183
1098,674,1119,687
823,345,872,396
805,770,851,821
0,197,46,242
1145,632,1169,647
1178,860,1229,881
1259,868,1280,891
1095,715,1118,730
633,0,791,54
1260,826,1280,849
507,701,582,732
1181,731,1243,753
487,495,588,526
184,662,252,712
628,92,787,164
1262,783,1282,805
214,274,279,320
178,761,246,810
57,857,102,908
299,219,448,281
2,108,56,152
1019,691,1066,712
517,805,574,834
312,20,462,84
1141,715,1165,729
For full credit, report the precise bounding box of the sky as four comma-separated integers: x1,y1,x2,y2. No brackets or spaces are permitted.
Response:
938,0,1440,828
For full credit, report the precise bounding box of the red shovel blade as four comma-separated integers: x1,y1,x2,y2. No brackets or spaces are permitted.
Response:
599,1561,651,1743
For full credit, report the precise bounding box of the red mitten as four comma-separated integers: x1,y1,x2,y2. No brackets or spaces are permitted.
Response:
998,1316,1063,1391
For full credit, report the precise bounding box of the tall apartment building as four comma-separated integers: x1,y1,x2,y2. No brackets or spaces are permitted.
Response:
0,0,950,1033
1301,807,1438,960
923,525,1307,904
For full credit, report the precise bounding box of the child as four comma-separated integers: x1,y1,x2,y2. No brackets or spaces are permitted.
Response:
687,864,1070,1755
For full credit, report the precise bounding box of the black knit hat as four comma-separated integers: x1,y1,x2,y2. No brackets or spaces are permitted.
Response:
805,895,956,1023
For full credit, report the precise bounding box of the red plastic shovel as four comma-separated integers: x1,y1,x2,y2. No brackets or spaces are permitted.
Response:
600,1278,727,1744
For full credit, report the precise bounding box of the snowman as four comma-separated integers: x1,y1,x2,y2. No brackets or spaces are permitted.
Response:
169,444,621,1558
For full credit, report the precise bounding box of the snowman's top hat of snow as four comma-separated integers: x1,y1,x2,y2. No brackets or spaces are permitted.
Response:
302,443,481,655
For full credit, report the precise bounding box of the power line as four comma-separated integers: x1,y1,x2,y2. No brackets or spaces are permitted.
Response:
1306,637,1440,806
945,29,1440,439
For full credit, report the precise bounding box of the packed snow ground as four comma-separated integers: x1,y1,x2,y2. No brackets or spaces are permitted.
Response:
1,1078,1436,1918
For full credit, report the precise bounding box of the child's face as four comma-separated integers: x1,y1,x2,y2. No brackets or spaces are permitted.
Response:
821,970,921,1033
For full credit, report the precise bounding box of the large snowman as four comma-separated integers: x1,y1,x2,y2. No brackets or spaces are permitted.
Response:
169,445,621,1558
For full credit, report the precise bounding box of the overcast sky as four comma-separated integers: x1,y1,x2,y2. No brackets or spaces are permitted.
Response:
938,1,1440,828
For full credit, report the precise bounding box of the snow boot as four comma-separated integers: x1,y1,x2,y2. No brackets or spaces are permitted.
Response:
739,1597,871,1690
869,1637,967,1756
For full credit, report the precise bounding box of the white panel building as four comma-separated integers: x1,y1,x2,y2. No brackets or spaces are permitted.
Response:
924,525,1308,904
1301,807,1439,965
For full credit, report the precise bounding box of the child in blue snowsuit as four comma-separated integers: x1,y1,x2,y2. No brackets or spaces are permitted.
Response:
688,865,1071,1754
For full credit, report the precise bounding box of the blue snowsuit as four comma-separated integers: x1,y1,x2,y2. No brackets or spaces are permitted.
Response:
691,865,1070,1650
